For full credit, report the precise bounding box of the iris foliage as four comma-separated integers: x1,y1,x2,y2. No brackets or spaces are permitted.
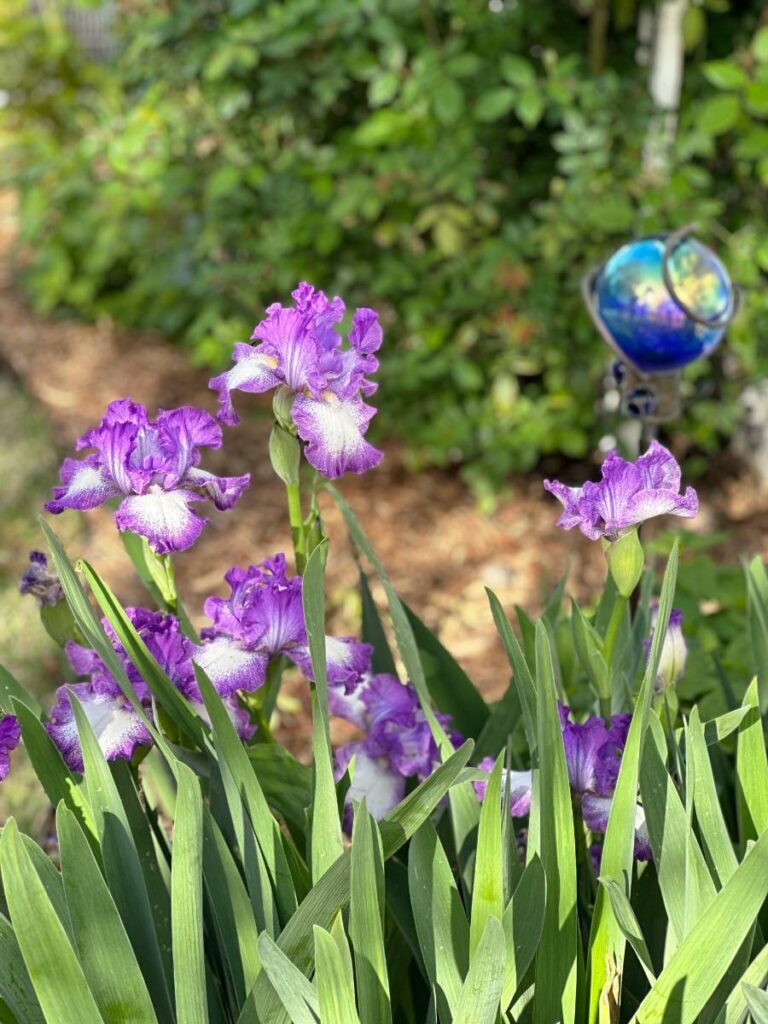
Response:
1,284,768,1024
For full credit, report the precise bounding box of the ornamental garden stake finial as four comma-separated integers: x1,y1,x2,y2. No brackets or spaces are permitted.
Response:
583,226,739,439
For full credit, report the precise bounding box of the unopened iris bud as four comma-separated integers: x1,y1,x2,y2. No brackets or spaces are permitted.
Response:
272,385,296,432
646,604,687,693
605,528,644,598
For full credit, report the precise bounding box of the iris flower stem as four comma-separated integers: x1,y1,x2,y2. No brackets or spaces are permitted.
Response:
286,482,307,574
601,594,628,720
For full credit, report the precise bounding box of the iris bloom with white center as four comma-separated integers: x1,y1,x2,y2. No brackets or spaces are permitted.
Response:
0,715,21,781
332,671,462,825
194,554,372,696
209,282,383,478
45,400,250,554
472,704,650,860
47,607,253,772
544,441,698,541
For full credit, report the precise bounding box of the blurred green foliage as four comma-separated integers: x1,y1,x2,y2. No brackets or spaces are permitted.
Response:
3,0,768,493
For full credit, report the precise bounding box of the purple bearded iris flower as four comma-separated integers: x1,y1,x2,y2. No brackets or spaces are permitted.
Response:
561,705,650,861
0,715,21,781
44,400,250,554
332,672,461,823
472,704,650,860
20,551,64,606
544,441,698,541
209,282,383,478
48,607,253,772
193,554,371,696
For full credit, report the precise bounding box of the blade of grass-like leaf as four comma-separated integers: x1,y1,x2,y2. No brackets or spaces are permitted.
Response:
40,524,174,764
735,678,768,845
687,706,738,889
325,485,447,745
11,700,97,842
587,541,679,1022
0,820,105,1024
632,826,768,1023
533,621,578,1024
742,983,768,1023
469,752,504,958
474,684,521,761
303,542,344,882
0,914,44,1024
172,764,208,1024
402,602,489,738
81,560,208,749
0,664,42,718
746,555,768,713
501,855,546,1011
358,567,397,676
408,821,468,1022
236,742,473,1024
314,927,361,1024
247,745,311,845
196,666,297,925
57,803,158,1024
70,692,175,1021
350,804,391,1024
714,941,768,1024
330,916,356,1001
640,713,716,946
599,876,656,985
454,916,505,1024
486,589,537,753
202,810,261,1009
257,933,319,1024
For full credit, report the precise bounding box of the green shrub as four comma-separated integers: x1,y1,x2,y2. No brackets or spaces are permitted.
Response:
4,1,768,490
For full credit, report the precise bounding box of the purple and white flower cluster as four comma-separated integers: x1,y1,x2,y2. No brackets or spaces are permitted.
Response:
45,401,251,554
544,441,698,542
0,715,21,782
331,673,461,823
46,607,255,772
210,282,383,478
473,704,651,862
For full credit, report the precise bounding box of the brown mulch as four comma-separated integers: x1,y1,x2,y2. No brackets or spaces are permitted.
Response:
2,193,768,757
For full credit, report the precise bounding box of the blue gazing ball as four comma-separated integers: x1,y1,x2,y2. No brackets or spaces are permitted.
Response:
594,235,734,374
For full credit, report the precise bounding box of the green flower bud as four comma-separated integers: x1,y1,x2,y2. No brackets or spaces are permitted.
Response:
269,424,301,486
605,528,644,598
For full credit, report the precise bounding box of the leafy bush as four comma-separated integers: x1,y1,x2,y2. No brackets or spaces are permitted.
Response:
2,282,768,1022
4,2,768,490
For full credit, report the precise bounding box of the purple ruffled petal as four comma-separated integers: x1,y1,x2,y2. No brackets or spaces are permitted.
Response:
251,305,326,394
544,443,698,540
209,344,282,425
289,636,373,690
155,407,222,486
560,705,630,797
193,636,269,696
47,683,152,773
45,455,121,514
184,467,251,510
327,683,368,730
0,715,21,781
472,756,532,817
292,392,382,479
114,489,207,554
582,794,652,861
336,744,406,822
